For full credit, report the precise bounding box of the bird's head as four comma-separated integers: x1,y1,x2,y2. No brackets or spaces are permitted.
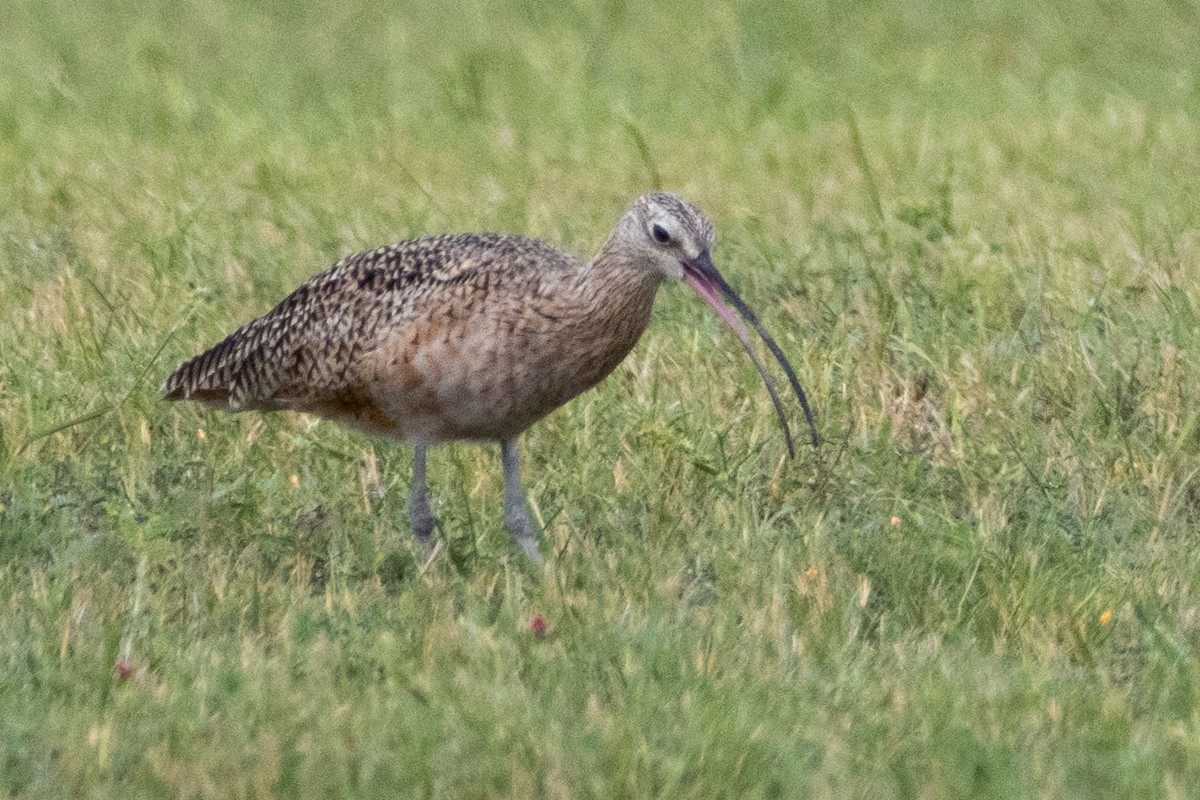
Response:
617,192,819,454
616,192,717,280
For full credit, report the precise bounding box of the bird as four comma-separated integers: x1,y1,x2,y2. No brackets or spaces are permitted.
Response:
162,193,818,565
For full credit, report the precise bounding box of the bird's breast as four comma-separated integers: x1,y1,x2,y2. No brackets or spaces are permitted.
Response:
361,284,657,442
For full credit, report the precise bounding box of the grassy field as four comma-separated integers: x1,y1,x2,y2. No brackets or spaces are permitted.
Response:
3,0,1200,796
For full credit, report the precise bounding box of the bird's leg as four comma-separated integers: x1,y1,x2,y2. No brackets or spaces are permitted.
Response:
410,443,436,551
501,437,543,565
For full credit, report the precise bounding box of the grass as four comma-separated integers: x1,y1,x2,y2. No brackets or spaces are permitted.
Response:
3,0,1200,796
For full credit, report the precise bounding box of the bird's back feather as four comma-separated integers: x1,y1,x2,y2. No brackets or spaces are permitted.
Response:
162,232,581,412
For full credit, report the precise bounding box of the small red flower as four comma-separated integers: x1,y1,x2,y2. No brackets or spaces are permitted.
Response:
115,659,133,680
529,614,547,639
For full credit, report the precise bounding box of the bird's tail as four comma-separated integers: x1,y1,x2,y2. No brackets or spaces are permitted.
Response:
161,317,280,410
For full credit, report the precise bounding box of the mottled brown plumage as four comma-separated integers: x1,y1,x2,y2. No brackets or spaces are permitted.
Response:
164,231,671,439
164,193,817,564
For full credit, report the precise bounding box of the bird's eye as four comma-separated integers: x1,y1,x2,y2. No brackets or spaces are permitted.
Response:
651,224,671,244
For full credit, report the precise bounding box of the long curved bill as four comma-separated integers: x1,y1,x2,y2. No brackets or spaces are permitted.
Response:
681,251,819,456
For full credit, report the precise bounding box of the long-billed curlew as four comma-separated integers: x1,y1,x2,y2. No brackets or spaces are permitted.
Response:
163,193,818,564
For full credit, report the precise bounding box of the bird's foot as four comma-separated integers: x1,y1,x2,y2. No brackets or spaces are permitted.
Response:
505,511,543,567
518,535,544,567
411,498,437,559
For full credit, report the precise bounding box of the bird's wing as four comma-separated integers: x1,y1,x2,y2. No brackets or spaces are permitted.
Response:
162,233,558,410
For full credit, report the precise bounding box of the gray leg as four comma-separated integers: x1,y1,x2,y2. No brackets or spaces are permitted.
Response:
410,443,435,547
501,437,543,565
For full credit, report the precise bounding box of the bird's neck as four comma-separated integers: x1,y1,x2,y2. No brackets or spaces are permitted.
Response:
543,238,662,387
579,238,662,323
